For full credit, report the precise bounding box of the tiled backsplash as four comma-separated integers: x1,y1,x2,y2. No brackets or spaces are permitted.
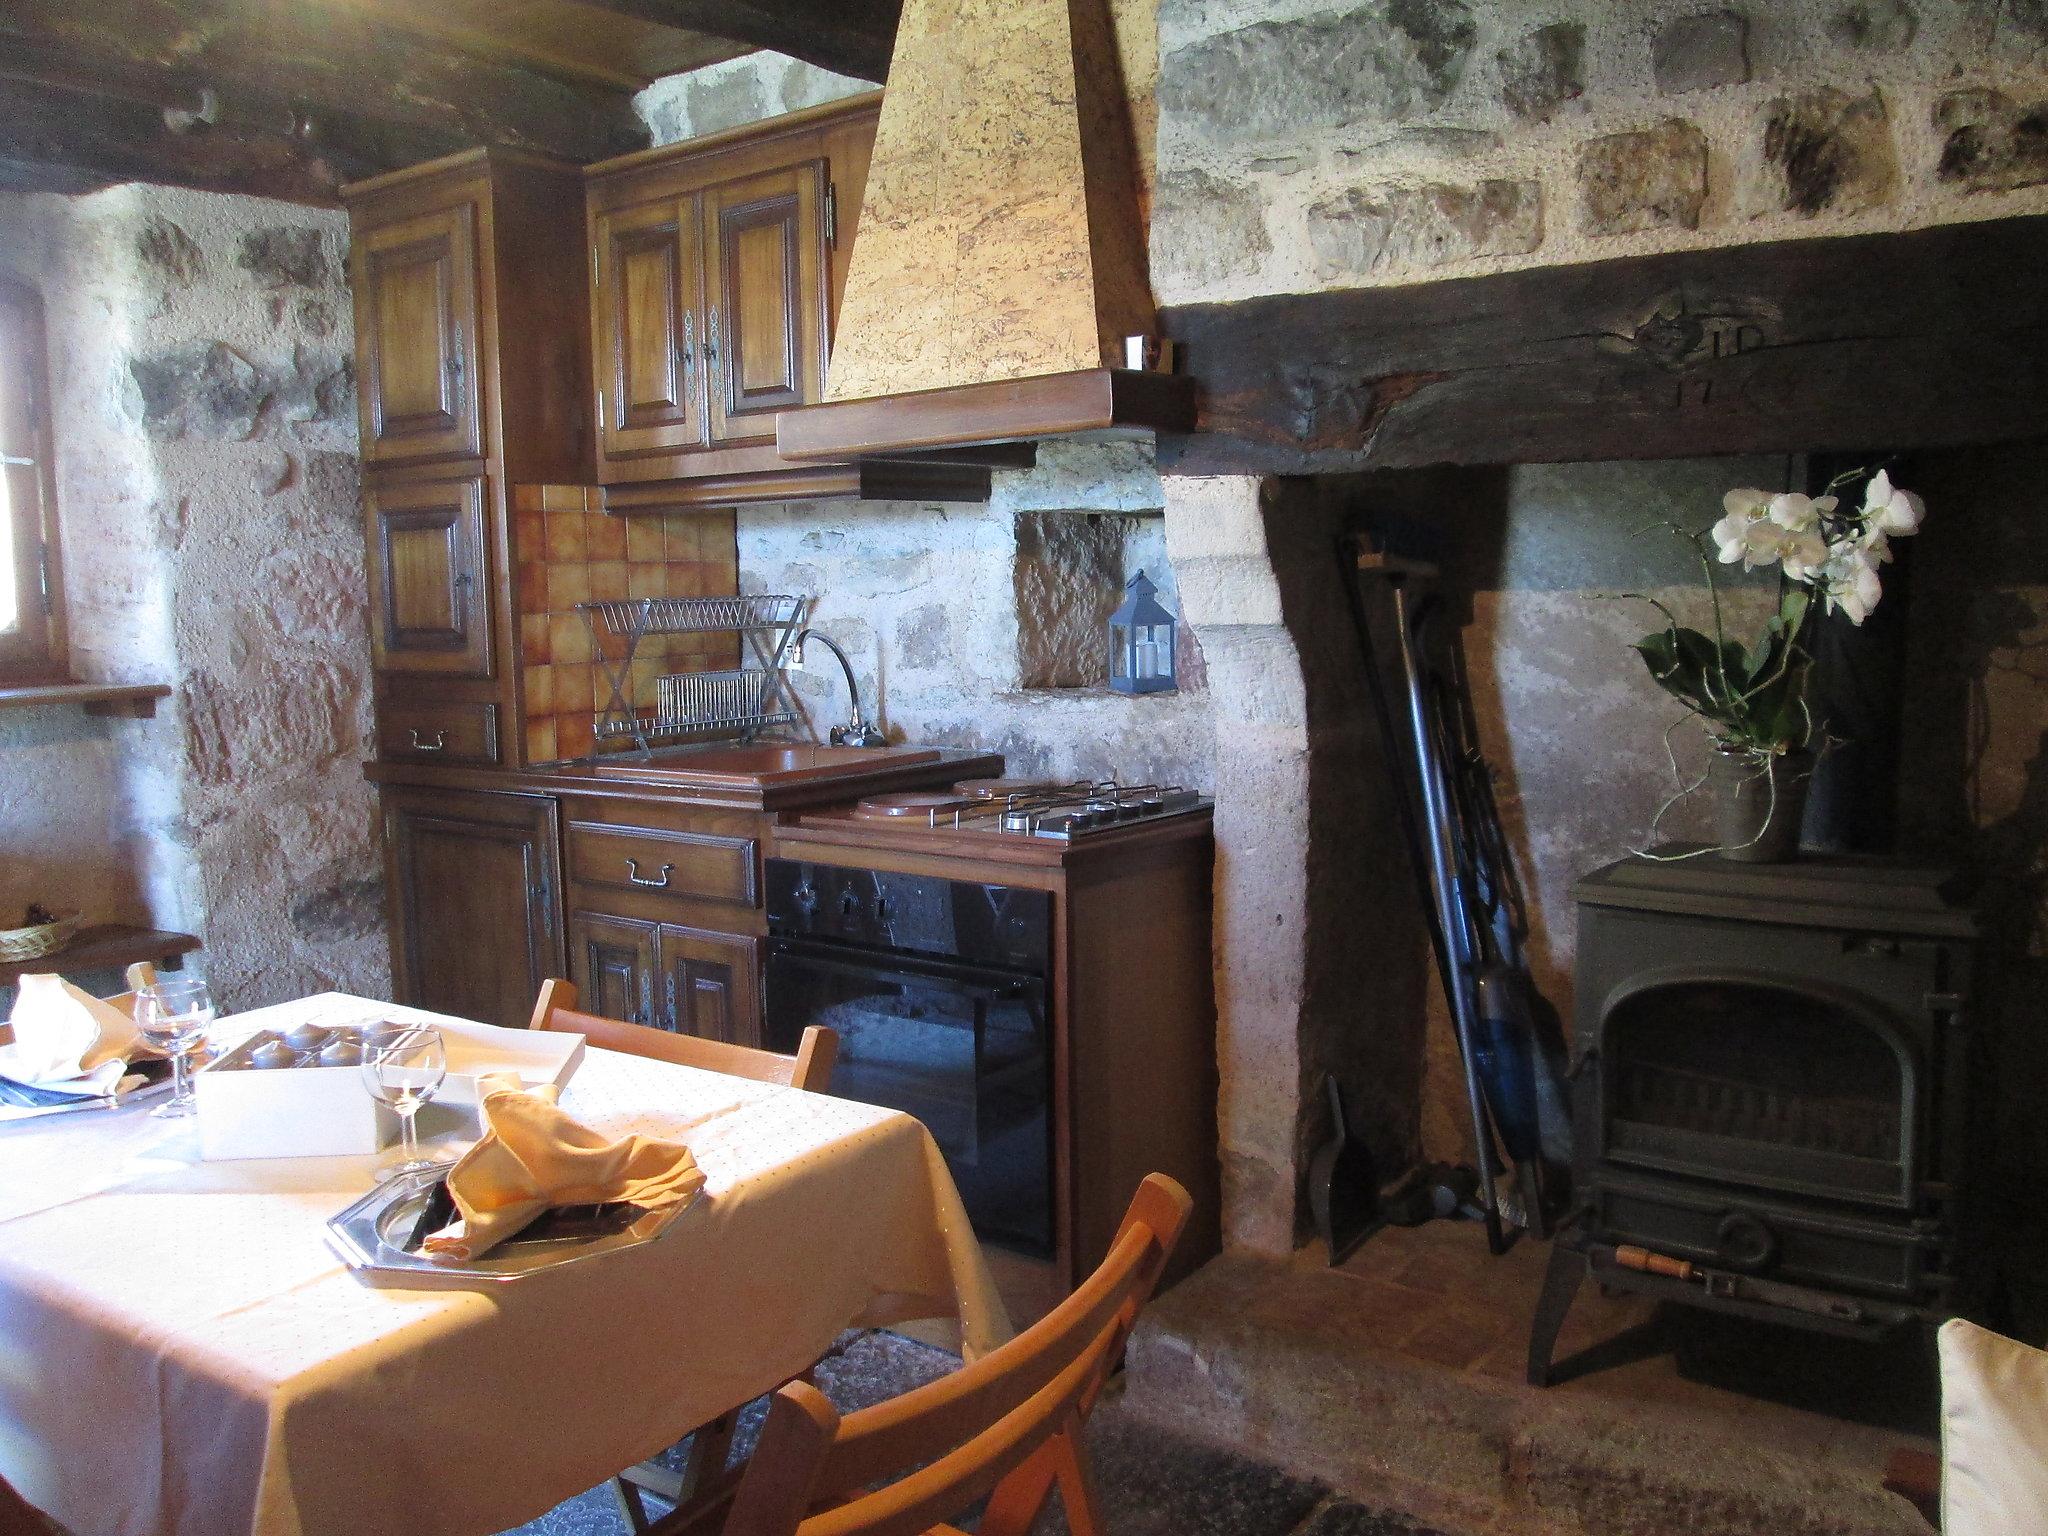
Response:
511,485,740,763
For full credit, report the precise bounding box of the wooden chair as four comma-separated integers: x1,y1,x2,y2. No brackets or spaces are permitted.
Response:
527,978,838,1531
1884,1446,1940,1528
645,1172,1194,1536
528,978,837,1092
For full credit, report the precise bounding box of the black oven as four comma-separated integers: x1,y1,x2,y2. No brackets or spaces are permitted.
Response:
763,859,1055,1258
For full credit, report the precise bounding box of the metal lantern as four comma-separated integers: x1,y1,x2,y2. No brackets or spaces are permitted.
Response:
1108,570,1177,694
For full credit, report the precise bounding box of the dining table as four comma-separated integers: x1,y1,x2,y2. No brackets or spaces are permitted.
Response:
0,991,1011,1536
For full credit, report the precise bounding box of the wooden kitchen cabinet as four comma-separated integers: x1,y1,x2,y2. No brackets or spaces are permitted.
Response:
567,910,661,1027
362,472,493,677
566,909,760,1044
382,786,564,1030
353,203,483,466
584,95,878,501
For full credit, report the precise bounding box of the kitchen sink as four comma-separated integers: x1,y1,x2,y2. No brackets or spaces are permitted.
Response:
585,742,944,787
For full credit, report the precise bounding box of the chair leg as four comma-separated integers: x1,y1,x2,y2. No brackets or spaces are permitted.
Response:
1049,1420,1107,1536
976,1439,1061,1536
612,1474,654,1535
679,1412,738,1500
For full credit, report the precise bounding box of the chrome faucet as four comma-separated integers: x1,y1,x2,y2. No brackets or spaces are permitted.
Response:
791,628,886,747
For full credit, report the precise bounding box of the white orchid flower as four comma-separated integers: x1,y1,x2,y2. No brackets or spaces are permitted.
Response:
1863,469,1925,536
1767,492,1837,533
1822,548,1884,624
1778,528,1830,581
1713,511,1790,568
1723,488,1773,521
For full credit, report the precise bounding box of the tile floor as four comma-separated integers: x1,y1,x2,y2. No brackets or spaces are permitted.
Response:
506,1328,1446,1536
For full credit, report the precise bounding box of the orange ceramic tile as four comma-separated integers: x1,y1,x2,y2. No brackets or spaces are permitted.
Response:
663,514,701,562
550,612,594,665
517,560,549,614
545,507,587,562
512,484,545,512
521,614,551,666
588,560,629,601
548,563,590,610
586,511,628,560
555,664,595,714
514,508,547,560
628,562,666,599
522,663,555,716
558,713,594,760
666,561,708,598
540,484,587,513
700,514,740,566
524,718,557,765
626,516,666,562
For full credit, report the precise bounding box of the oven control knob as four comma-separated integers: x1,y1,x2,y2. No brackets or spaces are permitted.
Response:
793,882,817,913
1714,1211,1777,1273
840,891,859,917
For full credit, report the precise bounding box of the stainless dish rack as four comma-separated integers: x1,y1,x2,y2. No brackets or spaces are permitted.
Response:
576,594,807,755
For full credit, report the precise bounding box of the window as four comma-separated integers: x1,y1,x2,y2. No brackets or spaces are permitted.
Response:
0,279,62,681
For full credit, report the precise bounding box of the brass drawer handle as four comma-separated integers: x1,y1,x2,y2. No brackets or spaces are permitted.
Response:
626,858,673,889
408,729,447,752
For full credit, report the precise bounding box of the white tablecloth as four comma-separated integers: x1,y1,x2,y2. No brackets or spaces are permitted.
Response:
0,993,1010,1536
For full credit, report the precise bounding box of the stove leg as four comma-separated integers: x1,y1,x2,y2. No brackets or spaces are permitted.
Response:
1527,1240,1588,1388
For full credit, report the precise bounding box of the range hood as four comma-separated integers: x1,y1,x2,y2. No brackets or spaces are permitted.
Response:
775,0,1191,462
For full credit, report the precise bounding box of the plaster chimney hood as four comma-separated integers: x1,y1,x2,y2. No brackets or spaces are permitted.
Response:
775,0,1191,463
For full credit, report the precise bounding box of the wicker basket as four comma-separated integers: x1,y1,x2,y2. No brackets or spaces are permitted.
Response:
0,912,83,964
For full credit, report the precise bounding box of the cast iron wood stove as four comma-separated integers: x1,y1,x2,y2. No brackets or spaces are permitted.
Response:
1527,853,1978,1386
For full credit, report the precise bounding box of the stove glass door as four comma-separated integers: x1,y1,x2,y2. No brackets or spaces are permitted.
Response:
763,939,1053,1258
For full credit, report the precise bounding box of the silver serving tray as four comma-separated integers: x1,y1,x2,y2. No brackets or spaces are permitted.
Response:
324,1165,685,1286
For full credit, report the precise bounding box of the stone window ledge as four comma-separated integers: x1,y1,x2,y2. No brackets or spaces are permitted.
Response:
0,680,171,718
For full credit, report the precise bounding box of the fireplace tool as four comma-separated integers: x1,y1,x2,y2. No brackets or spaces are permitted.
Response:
1342,531,1565,1254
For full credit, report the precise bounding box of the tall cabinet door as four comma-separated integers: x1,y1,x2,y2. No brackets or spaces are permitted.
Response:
353,204,484,466
568,911,660,1028
703,162,825,446
383,789,563,1031
592,195,704,459
658,925,761,1047
363,473,494,676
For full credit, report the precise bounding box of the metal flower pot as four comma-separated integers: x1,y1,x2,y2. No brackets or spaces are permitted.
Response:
1708,747,1812,863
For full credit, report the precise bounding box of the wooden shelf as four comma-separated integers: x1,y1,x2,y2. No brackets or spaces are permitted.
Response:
0,923,200,987
0,681,171,719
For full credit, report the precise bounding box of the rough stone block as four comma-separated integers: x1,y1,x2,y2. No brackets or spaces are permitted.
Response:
1158,1,1476,144
129,341,268,440
1497,22,1584,122
1758,88,1899,216
1309,179,1541,277
1153,168,1272,288
237,227,335,289
1013,512,1126,689
893,603,949,669
1577,119,1709,235
136,217,204,286
1827,0,1918,52
1652,10,1751,95
1935,88,2048,192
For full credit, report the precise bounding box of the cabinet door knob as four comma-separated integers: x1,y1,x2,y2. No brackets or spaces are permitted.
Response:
408,729,446,752
626,858,674,889
683,311,696,376
705,306,720,365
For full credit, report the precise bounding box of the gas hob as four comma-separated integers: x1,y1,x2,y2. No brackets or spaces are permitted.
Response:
849,780,1209,841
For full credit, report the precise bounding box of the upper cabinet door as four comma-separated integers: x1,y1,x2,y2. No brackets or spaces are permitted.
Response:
364,473,494,677
353,204,484,466
703,162,826,446
592,195,705,460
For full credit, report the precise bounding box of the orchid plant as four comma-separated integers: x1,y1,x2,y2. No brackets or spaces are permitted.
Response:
1631,467,1926,763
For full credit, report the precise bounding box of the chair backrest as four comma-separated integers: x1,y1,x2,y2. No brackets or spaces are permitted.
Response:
719,1173,1194,1536
528,978,837,1093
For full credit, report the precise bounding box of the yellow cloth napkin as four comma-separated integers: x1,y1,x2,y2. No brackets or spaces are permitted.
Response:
424,1078,706,1262
0,973,153,1093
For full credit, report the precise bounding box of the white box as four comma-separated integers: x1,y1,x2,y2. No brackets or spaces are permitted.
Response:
195,1017,586,1161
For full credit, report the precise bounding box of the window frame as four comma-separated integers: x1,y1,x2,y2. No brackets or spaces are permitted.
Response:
0,277,66,683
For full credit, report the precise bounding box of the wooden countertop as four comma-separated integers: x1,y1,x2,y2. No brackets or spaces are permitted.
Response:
364,747,1005,812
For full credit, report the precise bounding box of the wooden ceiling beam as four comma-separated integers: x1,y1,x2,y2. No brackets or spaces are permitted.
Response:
567,0,901,81
0,0,650,201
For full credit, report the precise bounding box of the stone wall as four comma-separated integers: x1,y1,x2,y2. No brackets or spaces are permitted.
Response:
0,185,385,1010
1154,0,2048,303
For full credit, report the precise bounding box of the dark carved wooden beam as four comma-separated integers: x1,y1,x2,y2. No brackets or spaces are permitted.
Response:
0,0,650,202
570,0,901,81
1157,215,2048,476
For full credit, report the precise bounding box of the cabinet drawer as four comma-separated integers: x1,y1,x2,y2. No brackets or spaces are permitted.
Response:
567,819,757,908
377,701,500,764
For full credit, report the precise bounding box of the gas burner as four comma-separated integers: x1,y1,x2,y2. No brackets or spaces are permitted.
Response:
903,780,1208,840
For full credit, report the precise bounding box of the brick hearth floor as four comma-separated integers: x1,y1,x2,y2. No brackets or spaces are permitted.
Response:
1121,1222,1940,1536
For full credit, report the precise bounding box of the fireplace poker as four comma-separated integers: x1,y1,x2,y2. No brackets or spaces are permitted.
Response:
1596,1242,1871,1325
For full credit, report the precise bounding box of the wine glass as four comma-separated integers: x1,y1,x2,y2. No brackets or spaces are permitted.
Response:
136,978,215,1119
361,1026,448,1180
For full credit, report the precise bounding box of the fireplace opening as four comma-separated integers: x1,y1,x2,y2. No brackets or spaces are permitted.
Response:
1603,980,1911,1207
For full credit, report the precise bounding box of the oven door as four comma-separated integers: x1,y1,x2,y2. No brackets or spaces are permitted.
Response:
763,936,1053,1259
